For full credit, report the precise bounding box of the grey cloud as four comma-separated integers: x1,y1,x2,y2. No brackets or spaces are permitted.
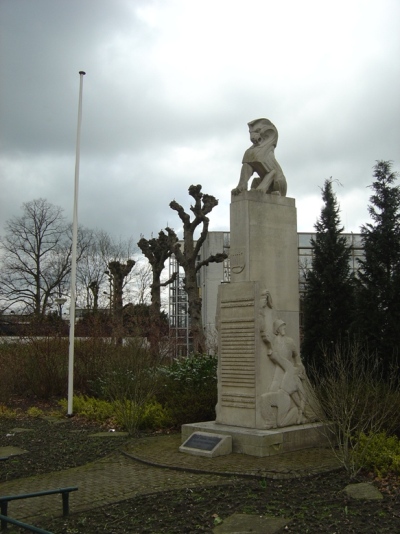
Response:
1,0,399,245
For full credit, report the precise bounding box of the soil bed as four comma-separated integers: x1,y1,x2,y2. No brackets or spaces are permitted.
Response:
1,414,400,533
0,415,129,483
43,471,400,533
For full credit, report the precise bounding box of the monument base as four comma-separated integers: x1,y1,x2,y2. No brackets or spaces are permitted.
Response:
181,421,332,457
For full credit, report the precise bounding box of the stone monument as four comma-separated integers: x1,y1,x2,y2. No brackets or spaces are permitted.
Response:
181,119,327,457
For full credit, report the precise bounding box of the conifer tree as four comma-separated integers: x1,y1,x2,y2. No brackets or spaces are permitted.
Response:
355,161,400,373
301,179,355,372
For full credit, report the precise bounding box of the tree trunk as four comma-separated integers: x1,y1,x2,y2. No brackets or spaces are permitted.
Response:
184,272,205,353
108,260,135,345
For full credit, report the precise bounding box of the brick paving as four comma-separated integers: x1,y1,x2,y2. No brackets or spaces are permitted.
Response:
123,434,341,479
0,434,340,525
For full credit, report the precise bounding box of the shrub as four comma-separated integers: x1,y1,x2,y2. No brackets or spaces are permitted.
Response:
0,337,68,399
97,339,163,435
137,400,172,430
73,337,116,395
0,335,146,400
0,404,18,418
59,395,115,423
161,353,217,385
26,406,44,418
0,344,20,402
22,336,68,398
157,354,217,427
355,432,400,476
58,395,171,431
308,340,400,476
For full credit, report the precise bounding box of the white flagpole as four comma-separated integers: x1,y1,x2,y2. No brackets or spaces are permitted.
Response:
68,70,86,416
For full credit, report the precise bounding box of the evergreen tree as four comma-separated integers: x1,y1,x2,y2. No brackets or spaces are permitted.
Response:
355,161,400,373
301,179,355,372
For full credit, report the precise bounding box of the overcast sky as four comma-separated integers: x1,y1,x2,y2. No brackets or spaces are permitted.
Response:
1,0,399,249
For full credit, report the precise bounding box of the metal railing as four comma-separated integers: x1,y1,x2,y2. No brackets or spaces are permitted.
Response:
0,514,53,533
0,486,78,532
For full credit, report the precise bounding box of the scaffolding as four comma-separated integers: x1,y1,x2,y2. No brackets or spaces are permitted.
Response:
168,255,191,356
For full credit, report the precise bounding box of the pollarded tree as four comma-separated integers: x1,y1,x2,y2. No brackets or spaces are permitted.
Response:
166,185,227,353
108,259,136,338
137,233,177,355
138,231,177,344
355,161,400,372
76,230,136,312
301,179,355,372
0,198,88,316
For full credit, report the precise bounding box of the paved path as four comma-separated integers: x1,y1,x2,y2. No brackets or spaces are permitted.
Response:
0,452,229,524
0,434,340,525
123,434,340,479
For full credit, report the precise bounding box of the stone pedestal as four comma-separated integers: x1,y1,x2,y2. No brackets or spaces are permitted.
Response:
181,191,325,456
214,192,302,430
182,421,331,457
229,191,299,347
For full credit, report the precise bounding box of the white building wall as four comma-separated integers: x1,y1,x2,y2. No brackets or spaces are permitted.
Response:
198,232,226,352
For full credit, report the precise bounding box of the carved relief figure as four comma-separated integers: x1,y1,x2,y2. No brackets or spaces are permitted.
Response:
259,291,309,429
232,118,287,197
259,289,275,348
268,319,307,424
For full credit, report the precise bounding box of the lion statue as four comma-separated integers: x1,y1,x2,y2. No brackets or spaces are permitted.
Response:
232,118,287,197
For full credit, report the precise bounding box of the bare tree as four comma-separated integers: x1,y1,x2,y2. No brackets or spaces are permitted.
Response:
75,229,104,310
76,230,137,312
166,185,227,353
138,230,177,352
88,281,100,312
138,230,177,316
98,231,136,265
0,199,90,316
108,259,136,342
130,262,153,305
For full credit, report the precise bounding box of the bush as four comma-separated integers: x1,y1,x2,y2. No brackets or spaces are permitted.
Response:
157,354,217,427
73,337,116,396
0,404,18,418
58,395,171,432
22,336,68,398
355,432,400,476
0,337,68,399
0,335,68,399
26,406,44,418
137,400,172,430
0,343,21,402
308,340,400,476
59,395,115,423
0,335,140,400
97,340,163,435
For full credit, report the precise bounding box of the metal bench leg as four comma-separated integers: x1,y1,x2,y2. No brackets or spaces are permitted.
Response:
61,492,69,516
0,502,8,531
